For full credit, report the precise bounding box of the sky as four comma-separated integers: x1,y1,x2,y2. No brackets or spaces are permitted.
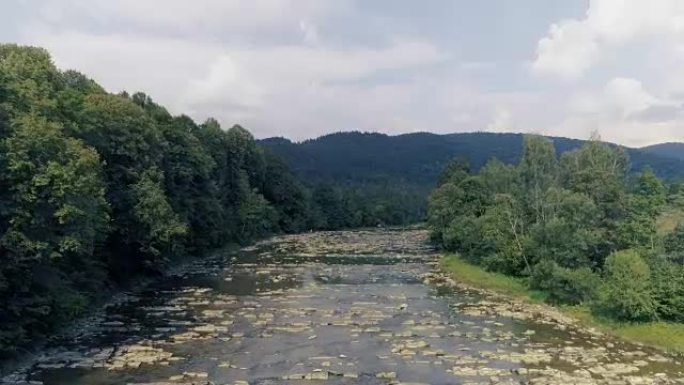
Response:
3,0,684,147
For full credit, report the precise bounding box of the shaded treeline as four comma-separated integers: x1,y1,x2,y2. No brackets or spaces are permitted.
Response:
429,135,684,323
0,44,377,355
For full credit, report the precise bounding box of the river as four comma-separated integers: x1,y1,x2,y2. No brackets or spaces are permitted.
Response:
2,229,683,384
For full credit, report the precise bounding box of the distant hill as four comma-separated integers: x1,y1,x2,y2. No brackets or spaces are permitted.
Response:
259,132,684,188
641,142,684,161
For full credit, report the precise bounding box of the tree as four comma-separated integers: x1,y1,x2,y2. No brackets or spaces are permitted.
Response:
0,115,109,348
132,169,187,263
649,256,684,322
480,193,529,275
618,168,666,249
530,188,598,268
237,183,278,242
0,45,62,118
519,135,558,224
530,260,600,305
0,43,324,355
261,152,312,233
664,222,684,262
74,93,168,275
595,250,657,321
560,140,629,266
158,115,222,252
438,158,470,185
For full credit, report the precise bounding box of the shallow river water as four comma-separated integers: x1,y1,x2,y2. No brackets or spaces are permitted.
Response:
3,229,684,385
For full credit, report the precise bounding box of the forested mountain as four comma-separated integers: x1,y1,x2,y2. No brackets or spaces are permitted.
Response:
261,132,684,225
641,142,684,161
261,132,684,185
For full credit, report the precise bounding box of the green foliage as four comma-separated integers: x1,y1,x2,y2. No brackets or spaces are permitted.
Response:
438,158,470,185
664,222,684,261
519,135,558,224
3,115,109,259
649,256,684,322
133,169,187,261
618,168,667,249
440,254,538,300
479,193,528,275
530,261,600,305
261,152,313,233
428,134,680,324
442,254,684,353
262,131,684,228
0,44,342,356
157,115,223,252
595,250,657,321
237,183,278,241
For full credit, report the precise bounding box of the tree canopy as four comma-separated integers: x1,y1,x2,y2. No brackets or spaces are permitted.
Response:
428,135,684,322
0,44,366,355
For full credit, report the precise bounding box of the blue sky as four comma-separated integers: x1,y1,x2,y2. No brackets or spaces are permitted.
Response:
3,0,684,147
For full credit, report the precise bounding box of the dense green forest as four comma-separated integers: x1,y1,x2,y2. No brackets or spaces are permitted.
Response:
0,44,397,356
642,142,684,161
428,135,684,322
261,132,684,226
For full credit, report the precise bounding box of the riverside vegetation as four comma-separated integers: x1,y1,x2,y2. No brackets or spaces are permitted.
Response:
3,40,684,372
428,135,684,351
0,44,415,357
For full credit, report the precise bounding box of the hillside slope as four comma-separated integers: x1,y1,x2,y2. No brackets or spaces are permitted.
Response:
641,142,684,161
260,132,684,187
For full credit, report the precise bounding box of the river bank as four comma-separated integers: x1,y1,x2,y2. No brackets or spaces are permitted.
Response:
436,254,684,355
0,243,240,377
3,229,684,385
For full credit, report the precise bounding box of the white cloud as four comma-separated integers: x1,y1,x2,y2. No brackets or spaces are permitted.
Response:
603,78,657,117
299,20,320,45
551,115,684,147
29,32,221,113
179,40,444,136
9,0,684,146
486,106,513,132
529,0,684,146
533,19,599,79
554,77,684,146
17,0,448,138
533,0,684,79
33,0,348,40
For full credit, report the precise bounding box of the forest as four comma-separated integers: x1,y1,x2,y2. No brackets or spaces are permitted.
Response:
428,135,684,322
262,131,684,228
0,44,408,356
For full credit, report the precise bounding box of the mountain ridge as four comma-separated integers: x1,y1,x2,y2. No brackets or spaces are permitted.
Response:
259,131,684,186
641,142,684,161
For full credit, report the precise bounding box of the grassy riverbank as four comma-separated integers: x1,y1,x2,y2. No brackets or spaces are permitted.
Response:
440,254,684,354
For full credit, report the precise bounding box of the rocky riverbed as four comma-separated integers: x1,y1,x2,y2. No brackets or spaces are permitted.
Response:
2,228,683,385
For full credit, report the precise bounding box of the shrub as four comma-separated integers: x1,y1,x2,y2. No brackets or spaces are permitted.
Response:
529,259,556,290
530,260,600,305
649,256,684,322
594,250,657,321
664,222,684,263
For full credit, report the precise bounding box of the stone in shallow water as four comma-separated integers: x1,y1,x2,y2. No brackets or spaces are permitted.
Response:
376,371,397,379
11,229,684,385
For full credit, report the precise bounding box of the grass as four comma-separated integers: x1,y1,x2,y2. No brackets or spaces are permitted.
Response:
440,254,684,354
564,306,684,354
440,255,537,300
